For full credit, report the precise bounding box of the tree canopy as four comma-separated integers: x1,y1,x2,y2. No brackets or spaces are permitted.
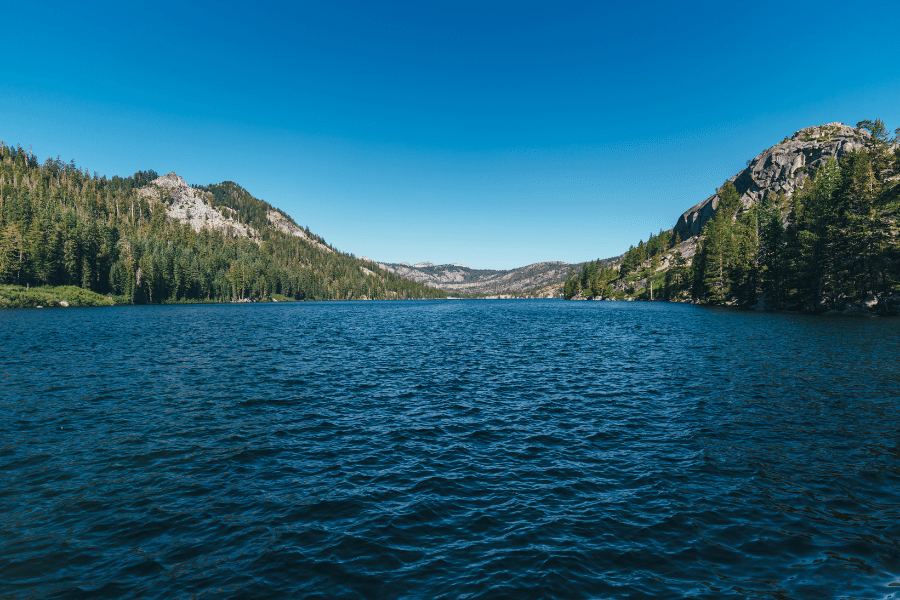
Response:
0,143,447,303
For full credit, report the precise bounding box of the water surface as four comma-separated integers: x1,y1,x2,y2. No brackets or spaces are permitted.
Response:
1,300,899,598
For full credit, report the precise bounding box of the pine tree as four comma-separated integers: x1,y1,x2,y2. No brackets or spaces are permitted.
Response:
758,194,786,309
699,215,731,303
731,205,759,304
693,182,741,303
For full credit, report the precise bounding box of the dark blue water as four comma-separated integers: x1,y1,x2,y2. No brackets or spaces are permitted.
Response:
2,300,899,599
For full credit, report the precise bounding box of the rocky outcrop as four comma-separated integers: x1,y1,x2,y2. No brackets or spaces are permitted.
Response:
843,294,900,316
674,123,869,239
139,172,257,239
530,282,564,298
266,210,333,253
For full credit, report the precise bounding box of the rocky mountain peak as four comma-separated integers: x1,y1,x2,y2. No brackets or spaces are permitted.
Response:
152,172,190,190
789,122,861,142
674,122,870,239
138,174,256,240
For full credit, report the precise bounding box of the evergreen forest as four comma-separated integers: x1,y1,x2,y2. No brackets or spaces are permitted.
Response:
565,120,900,311
563,229,678,300
0,142,447,306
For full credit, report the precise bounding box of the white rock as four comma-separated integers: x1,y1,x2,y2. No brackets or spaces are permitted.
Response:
139,173,258,241
266,211,332,253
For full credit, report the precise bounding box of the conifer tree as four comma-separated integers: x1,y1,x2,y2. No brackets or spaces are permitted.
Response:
694,182,741,303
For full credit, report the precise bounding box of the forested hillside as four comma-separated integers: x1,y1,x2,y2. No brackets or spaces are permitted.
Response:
0,143,446,304
565,120,900,313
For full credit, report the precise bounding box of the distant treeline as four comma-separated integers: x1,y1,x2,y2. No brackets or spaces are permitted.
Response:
563,229,677,300
0,143,446,303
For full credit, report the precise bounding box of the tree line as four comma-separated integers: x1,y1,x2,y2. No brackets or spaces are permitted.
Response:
0,143,446,303
687,120,899,309
564,119,900,308
563,229,677,299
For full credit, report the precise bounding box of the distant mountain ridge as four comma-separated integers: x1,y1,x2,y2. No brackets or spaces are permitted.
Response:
365,258,621,296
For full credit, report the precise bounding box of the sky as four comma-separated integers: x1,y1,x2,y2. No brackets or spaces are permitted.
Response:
3,0,899,269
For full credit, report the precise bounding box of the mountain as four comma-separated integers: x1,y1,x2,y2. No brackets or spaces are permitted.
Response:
564,120,900,315
674,123,868,239
138,172,256,239
364,259,594,296
0,144,446,305
141,172,335,254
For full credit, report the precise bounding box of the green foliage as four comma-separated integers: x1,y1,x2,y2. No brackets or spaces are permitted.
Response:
664,251,691,300
618,229,676,276
691,182,745,303
577,120,900,310
688,121,900,309
269,293,295,302
0,284,115,308
563,259,618,299
0,142,446,305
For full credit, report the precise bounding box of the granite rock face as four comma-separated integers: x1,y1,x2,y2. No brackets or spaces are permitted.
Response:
674,123,868,239
266,210,333,253
139,173,257,239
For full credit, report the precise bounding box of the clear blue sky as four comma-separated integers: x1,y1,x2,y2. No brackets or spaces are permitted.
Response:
3,1,899,269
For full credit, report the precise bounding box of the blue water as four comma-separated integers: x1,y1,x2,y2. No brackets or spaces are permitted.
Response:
1,300,899,599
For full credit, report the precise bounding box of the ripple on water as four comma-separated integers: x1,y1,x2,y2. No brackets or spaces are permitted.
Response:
1,300,899,598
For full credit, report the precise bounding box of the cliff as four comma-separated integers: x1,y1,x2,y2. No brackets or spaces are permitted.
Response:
565,120,900,314
674,123,869,239
139,172,256,239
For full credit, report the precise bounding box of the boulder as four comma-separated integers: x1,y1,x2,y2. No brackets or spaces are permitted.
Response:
885,295,900,314
862,294,879,309
842,306,873,317
751,292,769,311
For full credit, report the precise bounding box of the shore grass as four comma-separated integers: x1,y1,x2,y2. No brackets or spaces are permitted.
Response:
268,293,295,302
0,286,307,308
0,285,116,309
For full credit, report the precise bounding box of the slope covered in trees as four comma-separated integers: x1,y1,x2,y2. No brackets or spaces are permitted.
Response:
565,120,900,313
0,142,446,304
688,126,900,310
562,257,622,299
563,230,676,300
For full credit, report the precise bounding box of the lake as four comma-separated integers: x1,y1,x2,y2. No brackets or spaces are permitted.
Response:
1,300,898,598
